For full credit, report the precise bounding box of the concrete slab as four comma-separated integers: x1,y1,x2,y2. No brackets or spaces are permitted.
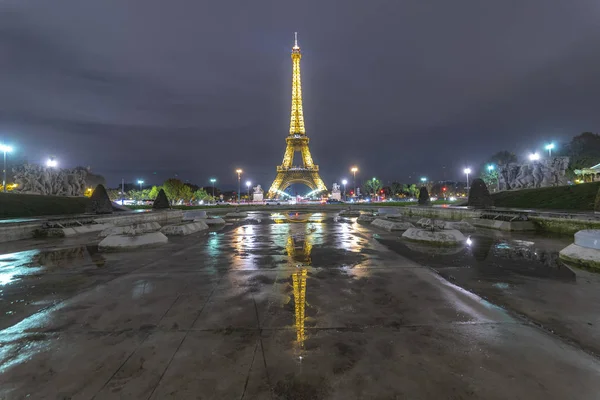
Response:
402,227,466,246
182,210,207,221
339,209,361,217
98,232,168,251
225,211,248,218
468,218,536,231
160,221,209,236
559,243,600,271
356,214,377,224
198,217,226,226
57,223,113,237
371,218,414,232
99,222,161,238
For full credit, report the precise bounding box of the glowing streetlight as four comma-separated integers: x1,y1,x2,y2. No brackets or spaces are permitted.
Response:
246,180,251,202
464,168,472,190
46,157,58,168
0,144,13,193
545,143,555,157
529,152,540,162
210,178,216,198
342,179,348,200
420,177,427,184
487,165,499,192
350,166,358,197
137,180,144,191
236,169,243,202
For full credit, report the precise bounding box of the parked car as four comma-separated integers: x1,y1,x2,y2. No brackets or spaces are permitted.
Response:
265,199,283,205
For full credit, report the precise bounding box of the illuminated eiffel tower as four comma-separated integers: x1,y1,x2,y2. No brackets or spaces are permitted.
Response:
267,33,327,199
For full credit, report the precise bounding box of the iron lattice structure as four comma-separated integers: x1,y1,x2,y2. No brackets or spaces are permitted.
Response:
267,33,327,199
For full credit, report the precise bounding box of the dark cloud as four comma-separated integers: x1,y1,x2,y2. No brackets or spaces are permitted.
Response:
2,0,600,189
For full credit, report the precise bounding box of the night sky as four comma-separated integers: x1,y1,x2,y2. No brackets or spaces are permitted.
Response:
2,1,600,190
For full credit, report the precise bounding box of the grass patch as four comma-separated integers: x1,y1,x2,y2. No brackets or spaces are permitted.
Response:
0,192,90,218
491,182,600,211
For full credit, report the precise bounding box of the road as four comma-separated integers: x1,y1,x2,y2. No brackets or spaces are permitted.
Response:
0,213,599,399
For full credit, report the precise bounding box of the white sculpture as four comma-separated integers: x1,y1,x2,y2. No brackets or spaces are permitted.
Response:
498,157,569,190
12,163,88,196
332,183,341,193
331,183,341,200
253,184,264,194
253,184,264,202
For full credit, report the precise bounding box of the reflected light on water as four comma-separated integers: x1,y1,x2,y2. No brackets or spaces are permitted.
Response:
0,250,42,286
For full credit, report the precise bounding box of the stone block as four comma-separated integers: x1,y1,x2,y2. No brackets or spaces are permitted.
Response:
357,214,377,224
574,230,600,250
98,232,168,251
199,217,226,226
160,221,209,236
559,243,600,271
225,211,248,218
183,210,207,221
371,219,414,232
99,222,161,238
339,209,361,217
153,189,170,209
402,228,466,246
85,184,113,214
467,218,535,231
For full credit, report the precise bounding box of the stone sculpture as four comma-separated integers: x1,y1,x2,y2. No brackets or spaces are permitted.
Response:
153,189,170,209
332,183,341,193
468,179,494,208
498,157,569,190
418,187,430,205
12,163,88,196
85,184,113,214
253,184,264,194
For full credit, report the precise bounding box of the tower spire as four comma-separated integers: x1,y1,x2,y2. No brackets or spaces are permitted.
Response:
289,32,305,135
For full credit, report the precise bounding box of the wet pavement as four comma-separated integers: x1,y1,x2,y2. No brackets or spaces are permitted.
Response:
0,211,599,399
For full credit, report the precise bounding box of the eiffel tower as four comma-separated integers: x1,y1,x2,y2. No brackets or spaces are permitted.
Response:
267,33,327,199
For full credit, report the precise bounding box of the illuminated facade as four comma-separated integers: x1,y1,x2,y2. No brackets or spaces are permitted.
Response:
267,33,327,199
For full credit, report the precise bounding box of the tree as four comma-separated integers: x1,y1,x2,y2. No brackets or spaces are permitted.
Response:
390,182,402,197
362,178,382,196
565,132,600,179
193,188,213,203
106,189,120,201
402,184,419,198
163,179,185,204
488,150,517,166
480,168,498,189
148,186,161,200
179,185,193,203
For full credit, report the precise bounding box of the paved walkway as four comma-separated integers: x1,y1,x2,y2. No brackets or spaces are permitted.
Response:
0,216,599,399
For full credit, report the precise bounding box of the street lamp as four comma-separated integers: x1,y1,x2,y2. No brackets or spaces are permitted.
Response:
464,168,472,191
46,157,57,168
545,143,555,157
0,144,13,193
342,179,347,201
351,166,358,197
246,181,251,203
137,180,144,191
210,178,216,199
529,152,540,162
487,165,499,192
420,177,427,184
236,169,243,202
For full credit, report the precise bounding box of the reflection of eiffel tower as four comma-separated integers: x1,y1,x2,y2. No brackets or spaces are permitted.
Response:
292,268,307,344
287,234,311,346
267,33,327,199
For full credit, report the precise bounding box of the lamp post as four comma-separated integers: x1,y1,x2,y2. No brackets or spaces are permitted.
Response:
351,166,358,197
0,144,13,193
529,152,540,162
487,164,499,192
137,180,144,191
342,179,347,201
464,168,472,192
420,177,427,185
46,157,57,168
236,169,243,203
545,143,555,157
210,178,216,199
246,181,251,203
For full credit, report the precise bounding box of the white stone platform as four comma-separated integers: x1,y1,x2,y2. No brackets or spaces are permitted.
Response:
183,210,207,221
417,218,475,232
98,232,168,251
371,219,414,232
402,228,466,246
559,230,600,271
199,217,226,226
357,214,377,224
160,221,209,236
99,222,161,238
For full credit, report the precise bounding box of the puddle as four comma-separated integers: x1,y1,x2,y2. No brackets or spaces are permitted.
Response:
376,233,575,281
0,246,105,287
